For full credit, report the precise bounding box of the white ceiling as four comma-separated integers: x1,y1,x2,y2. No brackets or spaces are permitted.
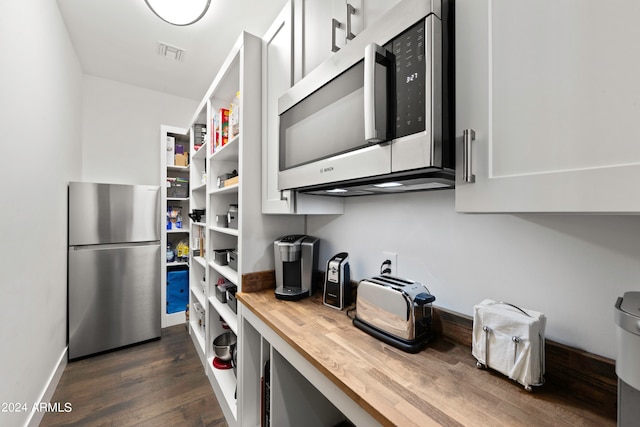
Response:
57,0,289,100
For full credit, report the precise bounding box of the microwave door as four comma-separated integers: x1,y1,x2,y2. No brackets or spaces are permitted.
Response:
278,61,392,191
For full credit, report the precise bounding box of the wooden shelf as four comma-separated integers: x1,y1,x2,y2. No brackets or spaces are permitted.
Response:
193,141,208,160
191,284,206,308
166,261,188,267
206,357,237,422
193,256,207,268
208,296,238,334
190,323,207,367
208,183,239,195
208,261,238,285
190,320,206,355
167,228,189,233
192,182,207,192
208,135,239,162
208,226,239,237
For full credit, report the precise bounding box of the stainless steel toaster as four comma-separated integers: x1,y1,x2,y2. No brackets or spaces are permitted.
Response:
353,275,435,353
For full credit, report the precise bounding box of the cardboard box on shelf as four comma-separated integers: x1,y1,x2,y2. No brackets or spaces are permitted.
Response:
224,176,239,187
175,153,189,167
214,108,229,150
219,108,229,149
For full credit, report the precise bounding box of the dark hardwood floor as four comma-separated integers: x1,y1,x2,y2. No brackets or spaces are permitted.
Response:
41,325,228,427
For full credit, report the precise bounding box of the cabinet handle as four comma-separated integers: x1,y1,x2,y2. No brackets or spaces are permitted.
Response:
463,129,476,183
364,43,393,143
346,4,356,41
331,18,342,52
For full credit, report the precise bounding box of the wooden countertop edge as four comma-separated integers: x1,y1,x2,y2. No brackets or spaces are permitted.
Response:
237,292,394,426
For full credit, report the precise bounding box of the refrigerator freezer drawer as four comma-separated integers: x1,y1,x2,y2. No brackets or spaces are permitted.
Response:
68,243,161,359
68,182,160,246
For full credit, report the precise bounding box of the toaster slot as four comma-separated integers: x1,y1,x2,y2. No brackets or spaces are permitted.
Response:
371,275,414,286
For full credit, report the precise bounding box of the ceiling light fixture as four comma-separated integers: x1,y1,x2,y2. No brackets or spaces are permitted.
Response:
144,0,211,26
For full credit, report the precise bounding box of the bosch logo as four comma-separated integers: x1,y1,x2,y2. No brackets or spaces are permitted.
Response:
320,167,334,174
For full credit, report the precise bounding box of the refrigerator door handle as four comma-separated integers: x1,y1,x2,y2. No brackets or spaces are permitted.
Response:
69,241,161,251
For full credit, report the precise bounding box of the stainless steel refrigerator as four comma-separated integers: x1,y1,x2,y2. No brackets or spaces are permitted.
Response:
68,182,161,360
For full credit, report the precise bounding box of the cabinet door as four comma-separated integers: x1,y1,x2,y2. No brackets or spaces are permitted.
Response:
353,0,400,34
293,0,401,83
262,3,344,215
292,0,337,83
262,3,296,214
455,0,640,213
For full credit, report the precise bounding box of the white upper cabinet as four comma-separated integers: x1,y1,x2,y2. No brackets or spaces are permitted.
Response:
292,0,335,83
262,3,296,214
292,0,400,83
262,2,343,215
455,0,640,213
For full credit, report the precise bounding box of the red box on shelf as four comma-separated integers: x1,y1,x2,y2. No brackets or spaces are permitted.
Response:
214,108,229,152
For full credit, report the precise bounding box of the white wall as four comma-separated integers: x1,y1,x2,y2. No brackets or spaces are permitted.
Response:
0,1,83,426
307,190,640,359
82,76,197,185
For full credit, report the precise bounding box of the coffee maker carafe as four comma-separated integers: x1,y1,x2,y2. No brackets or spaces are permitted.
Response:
274,235,319,301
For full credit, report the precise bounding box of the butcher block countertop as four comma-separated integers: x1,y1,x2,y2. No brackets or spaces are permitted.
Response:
237,289,614,427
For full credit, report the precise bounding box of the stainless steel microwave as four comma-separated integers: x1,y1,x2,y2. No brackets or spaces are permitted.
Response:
278,0,454,196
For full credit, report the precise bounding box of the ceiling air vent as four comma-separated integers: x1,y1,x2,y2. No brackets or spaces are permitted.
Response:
157,42,185,61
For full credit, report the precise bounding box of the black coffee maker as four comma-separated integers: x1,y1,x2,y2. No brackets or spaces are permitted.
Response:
323,252,351,310
274,235,319,301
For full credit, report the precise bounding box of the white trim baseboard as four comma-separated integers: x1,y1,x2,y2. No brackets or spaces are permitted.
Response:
25,347,67,427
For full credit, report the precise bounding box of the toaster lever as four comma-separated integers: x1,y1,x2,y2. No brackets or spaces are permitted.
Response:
414,293,436,306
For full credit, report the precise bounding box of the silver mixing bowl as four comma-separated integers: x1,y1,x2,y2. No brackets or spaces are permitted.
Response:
213,331,237,361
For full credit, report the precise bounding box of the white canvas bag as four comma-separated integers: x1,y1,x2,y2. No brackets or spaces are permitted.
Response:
472,299,546,390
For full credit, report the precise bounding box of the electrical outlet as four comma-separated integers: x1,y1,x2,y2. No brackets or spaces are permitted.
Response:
382,251,398,276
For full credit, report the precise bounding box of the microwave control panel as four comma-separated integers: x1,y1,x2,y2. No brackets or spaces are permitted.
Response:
386,20,426,139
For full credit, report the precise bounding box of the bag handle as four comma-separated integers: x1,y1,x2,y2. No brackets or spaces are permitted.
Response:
490,301,531,318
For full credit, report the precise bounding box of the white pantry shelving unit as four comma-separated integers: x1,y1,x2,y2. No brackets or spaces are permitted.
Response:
173,31,297,427
160,125,190,328
188,108,208,368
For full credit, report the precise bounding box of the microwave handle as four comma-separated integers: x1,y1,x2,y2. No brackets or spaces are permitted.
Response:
364,43,392,143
